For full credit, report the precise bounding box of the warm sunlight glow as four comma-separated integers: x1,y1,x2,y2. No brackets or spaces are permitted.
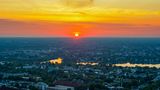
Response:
74,32,80,37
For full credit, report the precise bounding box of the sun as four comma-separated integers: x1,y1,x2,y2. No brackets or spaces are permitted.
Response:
74,32,80,37
75,33,79,37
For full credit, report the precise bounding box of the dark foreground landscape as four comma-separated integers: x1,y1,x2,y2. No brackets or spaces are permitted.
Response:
0,38,160,90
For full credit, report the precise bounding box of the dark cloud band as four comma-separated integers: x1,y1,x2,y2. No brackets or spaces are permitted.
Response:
61,0,94,8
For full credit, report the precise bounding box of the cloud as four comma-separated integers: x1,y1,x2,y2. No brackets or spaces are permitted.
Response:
0,19,160,37
60,0,94,8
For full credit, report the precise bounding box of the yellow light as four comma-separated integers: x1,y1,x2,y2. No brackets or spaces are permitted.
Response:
74,32,80,37
49,58,63,64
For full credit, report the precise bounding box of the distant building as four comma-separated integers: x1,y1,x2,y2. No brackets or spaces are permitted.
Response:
0,86,18,90
153,75,160,81
48,85,74,90
0,61,5,65
49,58,63,64
2,73,28,78
22,65,38,69
35,82,48,90
48,81,81,90
107,86,124,90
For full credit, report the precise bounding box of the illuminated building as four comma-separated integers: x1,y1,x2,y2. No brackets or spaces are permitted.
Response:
49,58,63,64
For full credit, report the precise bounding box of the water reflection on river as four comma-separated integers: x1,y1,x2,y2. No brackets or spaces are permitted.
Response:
113,63,160,69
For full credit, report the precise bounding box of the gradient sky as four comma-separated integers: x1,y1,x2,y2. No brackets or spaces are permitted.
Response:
0,0,160,37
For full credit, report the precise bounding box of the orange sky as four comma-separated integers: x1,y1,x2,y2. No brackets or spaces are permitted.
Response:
0,0,160,37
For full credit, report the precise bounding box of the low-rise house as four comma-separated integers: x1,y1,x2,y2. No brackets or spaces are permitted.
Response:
22,65,38,69
48,81,81,90
48,85,74,90
153,75,160,81
35,82,48,90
